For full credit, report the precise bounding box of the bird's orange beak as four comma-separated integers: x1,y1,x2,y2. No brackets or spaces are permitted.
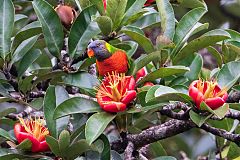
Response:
87,49,94,58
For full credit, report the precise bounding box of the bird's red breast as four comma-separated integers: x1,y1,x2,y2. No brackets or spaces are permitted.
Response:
96,50,128,76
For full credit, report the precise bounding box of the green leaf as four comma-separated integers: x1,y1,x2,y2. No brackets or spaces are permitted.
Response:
59,130,70,156
216,61,240,88
121,27,154,53
62,72,99,91
68,5,100,58
132,11,160,29
200,102,229,119
16,139,32,151
54,97,101,119
46,135,61,156
156,0,175,40
122,0,147,24
85,112,116,144
11,35,40,65
152,156,177,160
207,46,222,68
138,66,190,85
89,0,105,15
184,54,203,81
32,0,64,57
189,110,212,127
145,85,192,103
172,7,207,54
33,70,66,87
149,141,167,157
95,16,113,36
44,86,57,138
178,0,207,9
227,142,240,159
67,140,91,159
0,0,14,60
17,49,41,77
106,0,127,30
0,108,16,119
132,51,167,75
0,128,15,141
99,134,110,160
12,21,42,52
173,29,231,64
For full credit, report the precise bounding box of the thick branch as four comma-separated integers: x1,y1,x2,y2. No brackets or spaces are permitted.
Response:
201,123,240,143
124,142,135,160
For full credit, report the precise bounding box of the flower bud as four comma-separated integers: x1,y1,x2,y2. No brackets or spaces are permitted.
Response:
55,5,77,29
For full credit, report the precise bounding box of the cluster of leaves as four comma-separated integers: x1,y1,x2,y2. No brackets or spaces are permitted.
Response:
0,0,240,159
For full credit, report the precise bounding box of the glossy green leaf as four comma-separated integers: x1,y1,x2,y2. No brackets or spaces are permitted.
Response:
172,7,207,54
184,54,203,81
89,0,105,15
132,51,166,75
11,35,40,65
173,29,231,64
54,97,101,119
68,6,100,58
46,135,61,156
44,86,57,138
152,156,177,160
12,21,42,52
178,0,207,9
106,0,127,30
63,72,99,90
44,86,69,138
99,134,110,160
132,11,160,29
189,110,212,127
32,0,64,57
0,108,16,119
121,27,154,53
200,102,229,119
138,66,190,85
0,0,14,60
156,0,175,40
59,130,70,156
207,46,222,68
95,16,113,36
122,0,147,24
85,112,116,144
0,128,15,141
216,61,240,88
16,139,32,151
33,71,66,87
67,140,91,159
149,141,167,157
145,85,192,103
17,49,41,77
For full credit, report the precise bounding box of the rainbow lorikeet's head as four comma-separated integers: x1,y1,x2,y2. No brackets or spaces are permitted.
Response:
87,40,112,62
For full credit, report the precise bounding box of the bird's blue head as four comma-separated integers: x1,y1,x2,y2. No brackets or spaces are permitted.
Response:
87,40,111,61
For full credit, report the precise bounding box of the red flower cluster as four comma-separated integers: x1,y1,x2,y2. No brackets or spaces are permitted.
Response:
189,80,228,110
96,72,137,112
14,117,50,152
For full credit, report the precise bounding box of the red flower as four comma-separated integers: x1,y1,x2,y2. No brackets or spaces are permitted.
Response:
136,68,154,87
189,80,228,110
145,0,155,6
102,0,107,10
14,117,50,152
96,72,137,112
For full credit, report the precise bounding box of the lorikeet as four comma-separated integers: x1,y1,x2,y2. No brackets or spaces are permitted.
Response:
87,40,129,76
